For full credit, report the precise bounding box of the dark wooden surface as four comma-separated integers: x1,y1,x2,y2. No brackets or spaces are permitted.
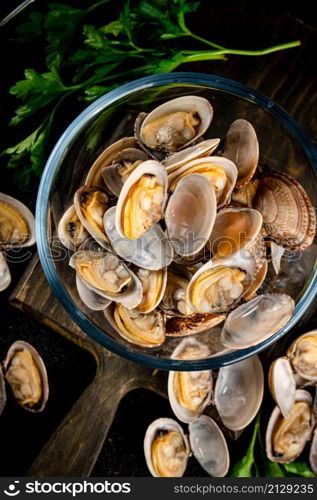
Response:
9,8,317,477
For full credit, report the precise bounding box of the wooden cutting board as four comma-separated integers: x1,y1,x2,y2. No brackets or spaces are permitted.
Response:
9,10,317,477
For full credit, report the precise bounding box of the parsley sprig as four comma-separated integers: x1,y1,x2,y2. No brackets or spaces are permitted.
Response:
3,0,300,186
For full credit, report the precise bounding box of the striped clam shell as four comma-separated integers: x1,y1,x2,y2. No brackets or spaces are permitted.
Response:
254,172,315,251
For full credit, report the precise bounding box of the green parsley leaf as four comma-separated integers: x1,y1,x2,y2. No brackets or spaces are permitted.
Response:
230,417,259,477
44,3,86,68
282,461,315,477
9,68,66,125
14,12,44,42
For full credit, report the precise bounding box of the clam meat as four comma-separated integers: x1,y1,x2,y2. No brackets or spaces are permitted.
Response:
0,193,35,248
139,96,213,153
136,268,167,313
168,339,212,423
74,186,110,247
111,303,165,347
58,204,89,251
266,390,313,463
287,331,317,381
144,418,189,477
115,161,167,240
160,270,191,316
4,341,49,412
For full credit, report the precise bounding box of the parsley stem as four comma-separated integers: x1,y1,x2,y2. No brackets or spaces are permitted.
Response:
181,40,301,62
186,31,226,50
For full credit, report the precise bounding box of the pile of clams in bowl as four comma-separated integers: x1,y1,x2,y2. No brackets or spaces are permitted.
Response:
57,95,316,353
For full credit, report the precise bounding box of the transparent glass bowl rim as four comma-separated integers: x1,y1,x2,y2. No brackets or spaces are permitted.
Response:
36,72,317,371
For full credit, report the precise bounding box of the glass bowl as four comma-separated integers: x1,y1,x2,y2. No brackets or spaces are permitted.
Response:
36,72,317,371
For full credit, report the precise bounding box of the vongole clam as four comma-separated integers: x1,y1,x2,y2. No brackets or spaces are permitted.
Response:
104,302,165,348
168,339,213,423
103,206,173,270
115,160,168,240
144,415,229,477
223,119,259,187
70,242,142,309
254,171,316,251
160,267,192,317
0,193,36,249
268,356,296,418
57,94,316,351
74,185,110,248
163,138,220,174
266,331,317,472
135,267,167,313
214,355,264,431
0,341,49,414
165,173,217,257
58,204,89,251
168,156,237,209
101,147,148,197
0,193,36,292
207,206,263,258
186,251,258,315
85,137,140,188
266,389,314,463
137,96,213,155
287,331,317,382
220,293,295,350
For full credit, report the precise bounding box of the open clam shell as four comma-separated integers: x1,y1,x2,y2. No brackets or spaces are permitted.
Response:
309,428,317,476
0,252,11,292
287,331,317,382
74,185,110,248
76,274,111,311
135,267,167,313
223,119,259,187
268,357,296,419
163,139,220,173
168,339,212,423
115,160,168,240
214,355,264,431
254,171,316,251
207,207,263,258
3,341,49,413
58,204,89,251
160,266,192,317
168,156,237,209
0,193,36,249
104,303,165,348
221,293,295,349
104,206,173,270
266,389,313,463
186,251,257,314
144,418,190,477
165,173,217,257
101,148,148,197
85,137,138,187
137,96,213,155
71,243,142,309
188,415,230,477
